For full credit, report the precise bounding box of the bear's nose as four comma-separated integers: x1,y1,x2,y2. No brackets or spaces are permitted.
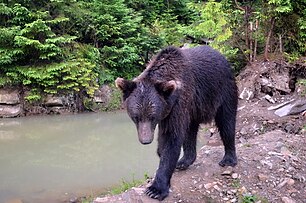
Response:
137,121,154,145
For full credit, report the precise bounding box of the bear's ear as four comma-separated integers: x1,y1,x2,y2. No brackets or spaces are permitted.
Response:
155,80,181,98
115,77,136,100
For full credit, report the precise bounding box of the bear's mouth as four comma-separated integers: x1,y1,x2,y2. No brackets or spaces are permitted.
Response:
137,121,156,145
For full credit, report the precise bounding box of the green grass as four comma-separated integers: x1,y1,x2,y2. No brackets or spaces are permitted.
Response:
240,194,269,203
80,173,150,202
241,195,257,203
81,196,94,203
231,179,241,188
109,173,149,195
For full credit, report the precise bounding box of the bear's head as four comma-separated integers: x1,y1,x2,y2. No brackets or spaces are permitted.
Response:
115,77,180,144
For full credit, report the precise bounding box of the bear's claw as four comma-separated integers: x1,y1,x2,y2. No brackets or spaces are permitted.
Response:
145,185,169,201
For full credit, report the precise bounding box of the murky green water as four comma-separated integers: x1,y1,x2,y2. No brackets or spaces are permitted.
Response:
0,112,158,203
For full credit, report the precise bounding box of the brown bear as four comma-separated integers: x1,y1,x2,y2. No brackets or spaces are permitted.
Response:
115,45,238,200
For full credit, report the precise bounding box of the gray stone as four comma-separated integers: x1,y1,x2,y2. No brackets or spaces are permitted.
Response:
267,99,295,110
93,85,112,104
0,89,20,104
0,104,22,118
274,99,306,117
264,95,275,103
231,173,239,179
281,197,296,203
239,87,254,100
44,95,64,106
258,174,268,181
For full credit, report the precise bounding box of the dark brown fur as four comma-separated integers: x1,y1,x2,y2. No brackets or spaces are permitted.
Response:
116,45,238,200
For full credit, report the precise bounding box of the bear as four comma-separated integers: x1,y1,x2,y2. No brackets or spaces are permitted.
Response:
115,45,238,201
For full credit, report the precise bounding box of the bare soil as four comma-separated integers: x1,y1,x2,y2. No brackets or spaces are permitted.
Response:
93,61,306,203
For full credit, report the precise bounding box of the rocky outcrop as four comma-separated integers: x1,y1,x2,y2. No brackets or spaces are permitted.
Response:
0,85,116,117
0,88,22,118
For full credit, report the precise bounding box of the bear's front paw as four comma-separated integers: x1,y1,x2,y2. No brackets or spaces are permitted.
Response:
219,153,237,167
145,183,169,201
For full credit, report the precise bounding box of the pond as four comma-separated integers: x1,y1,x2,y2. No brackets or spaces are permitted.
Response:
0,112,159,203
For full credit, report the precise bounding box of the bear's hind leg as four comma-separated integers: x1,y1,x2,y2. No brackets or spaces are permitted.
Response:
215,105,237,167
176,122,199,170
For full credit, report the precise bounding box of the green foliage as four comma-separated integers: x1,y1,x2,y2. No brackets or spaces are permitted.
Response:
297,79,306,96
24,88,41,102
241,195,257,203
152,11,184,46
186,1,239,68
0,0,305,109
83,85,121,112
102,87,122,111
0,2,98,98
240,194,268,203
231,179,241,188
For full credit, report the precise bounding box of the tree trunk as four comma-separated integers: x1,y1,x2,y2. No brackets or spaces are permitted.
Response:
279,34,283,54
264,17,275,61
253,19,259,61
249,22,253,62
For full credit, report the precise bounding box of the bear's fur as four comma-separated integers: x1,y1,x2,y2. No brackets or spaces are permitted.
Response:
115,45,238,200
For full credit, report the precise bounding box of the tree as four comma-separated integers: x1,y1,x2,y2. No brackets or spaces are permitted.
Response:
185,1,239,67
0,2,98,100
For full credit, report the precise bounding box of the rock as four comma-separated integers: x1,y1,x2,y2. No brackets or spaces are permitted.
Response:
231,173,239,179
281,197,296,203
280,146,291,156
286,178,295,186
222,197,229,201
239,127,248,135
93,85,112,104
221,168,233,176
239,87,254,100
204,183,214,189
274,99,306,117
132,187,145,195
0,89,20,104
0,104,22,118
267,99,295,110
94,197,110,203
264,95,275,103
213,185,222,192
44,94,64,106
230,198,237,202
69,196,78,203
277,179,288,188
238,186,247,194
258,174,268,181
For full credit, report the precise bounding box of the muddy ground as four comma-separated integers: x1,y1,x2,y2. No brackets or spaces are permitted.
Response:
93,61,306,203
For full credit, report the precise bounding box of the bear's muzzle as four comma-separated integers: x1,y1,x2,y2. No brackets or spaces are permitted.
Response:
137,121,155,144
